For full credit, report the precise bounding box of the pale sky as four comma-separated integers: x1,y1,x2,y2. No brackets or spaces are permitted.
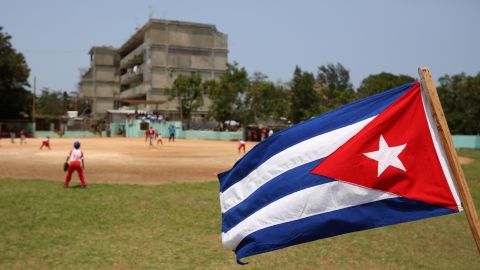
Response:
1,0,479,92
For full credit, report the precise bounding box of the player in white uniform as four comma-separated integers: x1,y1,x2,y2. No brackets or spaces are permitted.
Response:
64,141,87,188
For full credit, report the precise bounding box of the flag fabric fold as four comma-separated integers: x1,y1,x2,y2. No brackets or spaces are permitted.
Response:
218,82,462,263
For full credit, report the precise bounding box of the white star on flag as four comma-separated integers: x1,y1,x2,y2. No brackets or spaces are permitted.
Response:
363,135,407,177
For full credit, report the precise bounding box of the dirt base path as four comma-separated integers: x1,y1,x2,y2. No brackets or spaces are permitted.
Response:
0,138,256,185
459,156,475,165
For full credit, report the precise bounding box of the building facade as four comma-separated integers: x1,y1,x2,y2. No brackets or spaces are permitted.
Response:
78,46,119,115
79,19,228,118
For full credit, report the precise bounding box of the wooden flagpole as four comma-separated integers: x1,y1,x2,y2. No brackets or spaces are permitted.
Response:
418,67,480,253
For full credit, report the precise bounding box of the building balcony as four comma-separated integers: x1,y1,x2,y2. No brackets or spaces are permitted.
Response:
119,83,147,99
120,43,146,69
120,64,144,85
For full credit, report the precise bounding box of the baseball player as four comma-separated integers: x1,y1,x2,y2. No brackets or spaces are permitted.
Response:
40,136,51,150
146,127,156,146
168,124,176,142
10,130,15,144
156,129,163,146
20,129,27,144
64,141,87,188
238,139,246,153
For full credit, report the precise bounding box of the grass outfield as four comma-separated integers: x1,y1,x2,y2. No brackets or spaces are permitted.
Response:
1,150,480,269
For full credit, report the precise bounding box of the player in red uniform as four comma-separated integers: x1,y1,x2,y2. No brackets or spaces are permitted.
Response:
40,136,51,150
156,129,163,146
64,141,87,188
261,128,267,141
146,127,156,146
238,139,246,153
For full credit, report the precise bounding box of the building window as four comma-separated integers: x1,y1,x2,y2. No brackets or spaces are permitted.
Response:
168,48,210,56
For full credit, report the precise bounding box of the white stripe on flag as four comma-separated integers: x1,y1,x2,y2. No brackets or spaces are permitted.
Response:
420,87,463,210
222,181,398,250
220,116,375,213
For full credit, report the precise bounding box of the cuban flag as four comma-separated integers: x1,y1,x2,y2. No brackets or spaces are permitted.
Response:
218,81,462,263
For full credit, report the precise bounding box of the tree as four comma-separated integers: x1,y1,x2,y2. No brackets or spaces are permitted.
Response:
206,62,249,129
317,63,352,91
316,62,355,111
289,66,319,123
165,72,205,129
437,72,480,135
244,72,289,124
0,26,32,119
36,88,65,117
357,72,415,99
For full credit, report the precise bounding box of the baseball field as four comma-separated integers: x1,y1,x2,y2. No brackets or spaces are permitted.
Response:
0,137,257,185
0,138,479,269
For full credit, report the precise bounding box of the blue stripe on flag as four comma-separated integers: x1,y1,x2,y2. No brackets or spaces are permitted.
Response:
222,159,334,232
234,197,456,262
219,83,414,192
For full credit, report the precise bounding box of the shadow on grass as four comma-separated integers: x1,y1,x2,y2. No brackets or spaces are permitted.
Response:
66,184,88,189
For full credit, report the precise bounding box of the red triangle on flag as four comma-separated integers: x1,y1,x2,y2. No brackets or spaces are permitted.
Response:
311,82,458,211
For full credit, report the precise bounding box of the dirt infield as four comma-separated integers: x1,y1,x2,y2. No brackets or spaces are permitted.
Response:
459,156,475,165
0,138,257,185
0,137,475,185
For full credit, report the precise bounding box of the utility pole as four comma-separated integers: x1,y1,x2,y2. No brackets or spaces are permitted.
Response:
93,53,97,117
32,76,36,121
74,94,78,112
32,76,36,136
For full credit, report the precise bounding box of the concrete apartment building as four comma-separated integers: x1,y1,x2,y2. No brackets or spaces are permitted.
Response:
78,46,119,115
78,19,228,119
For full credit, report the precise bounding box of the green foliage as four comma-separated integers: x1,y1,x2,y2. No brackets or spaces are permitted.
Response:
357,72,415,99
0,26,32,119
36,88,66,117
317,62,353,91
165,72,205,128
243,72,289,124
289,66,319,123
438,73,480,135
205,62,249,127
316,63,355,111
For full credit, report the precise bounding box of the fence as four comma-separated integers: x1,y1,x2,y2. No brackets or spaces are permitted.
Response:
182,130,243,141
0,121,35,138
452,135,480,149
112,119,242,141
5,119,479,146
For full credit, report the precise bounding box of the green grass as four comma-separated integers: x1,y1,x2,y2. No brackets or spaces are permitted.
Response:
1,149,479,269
